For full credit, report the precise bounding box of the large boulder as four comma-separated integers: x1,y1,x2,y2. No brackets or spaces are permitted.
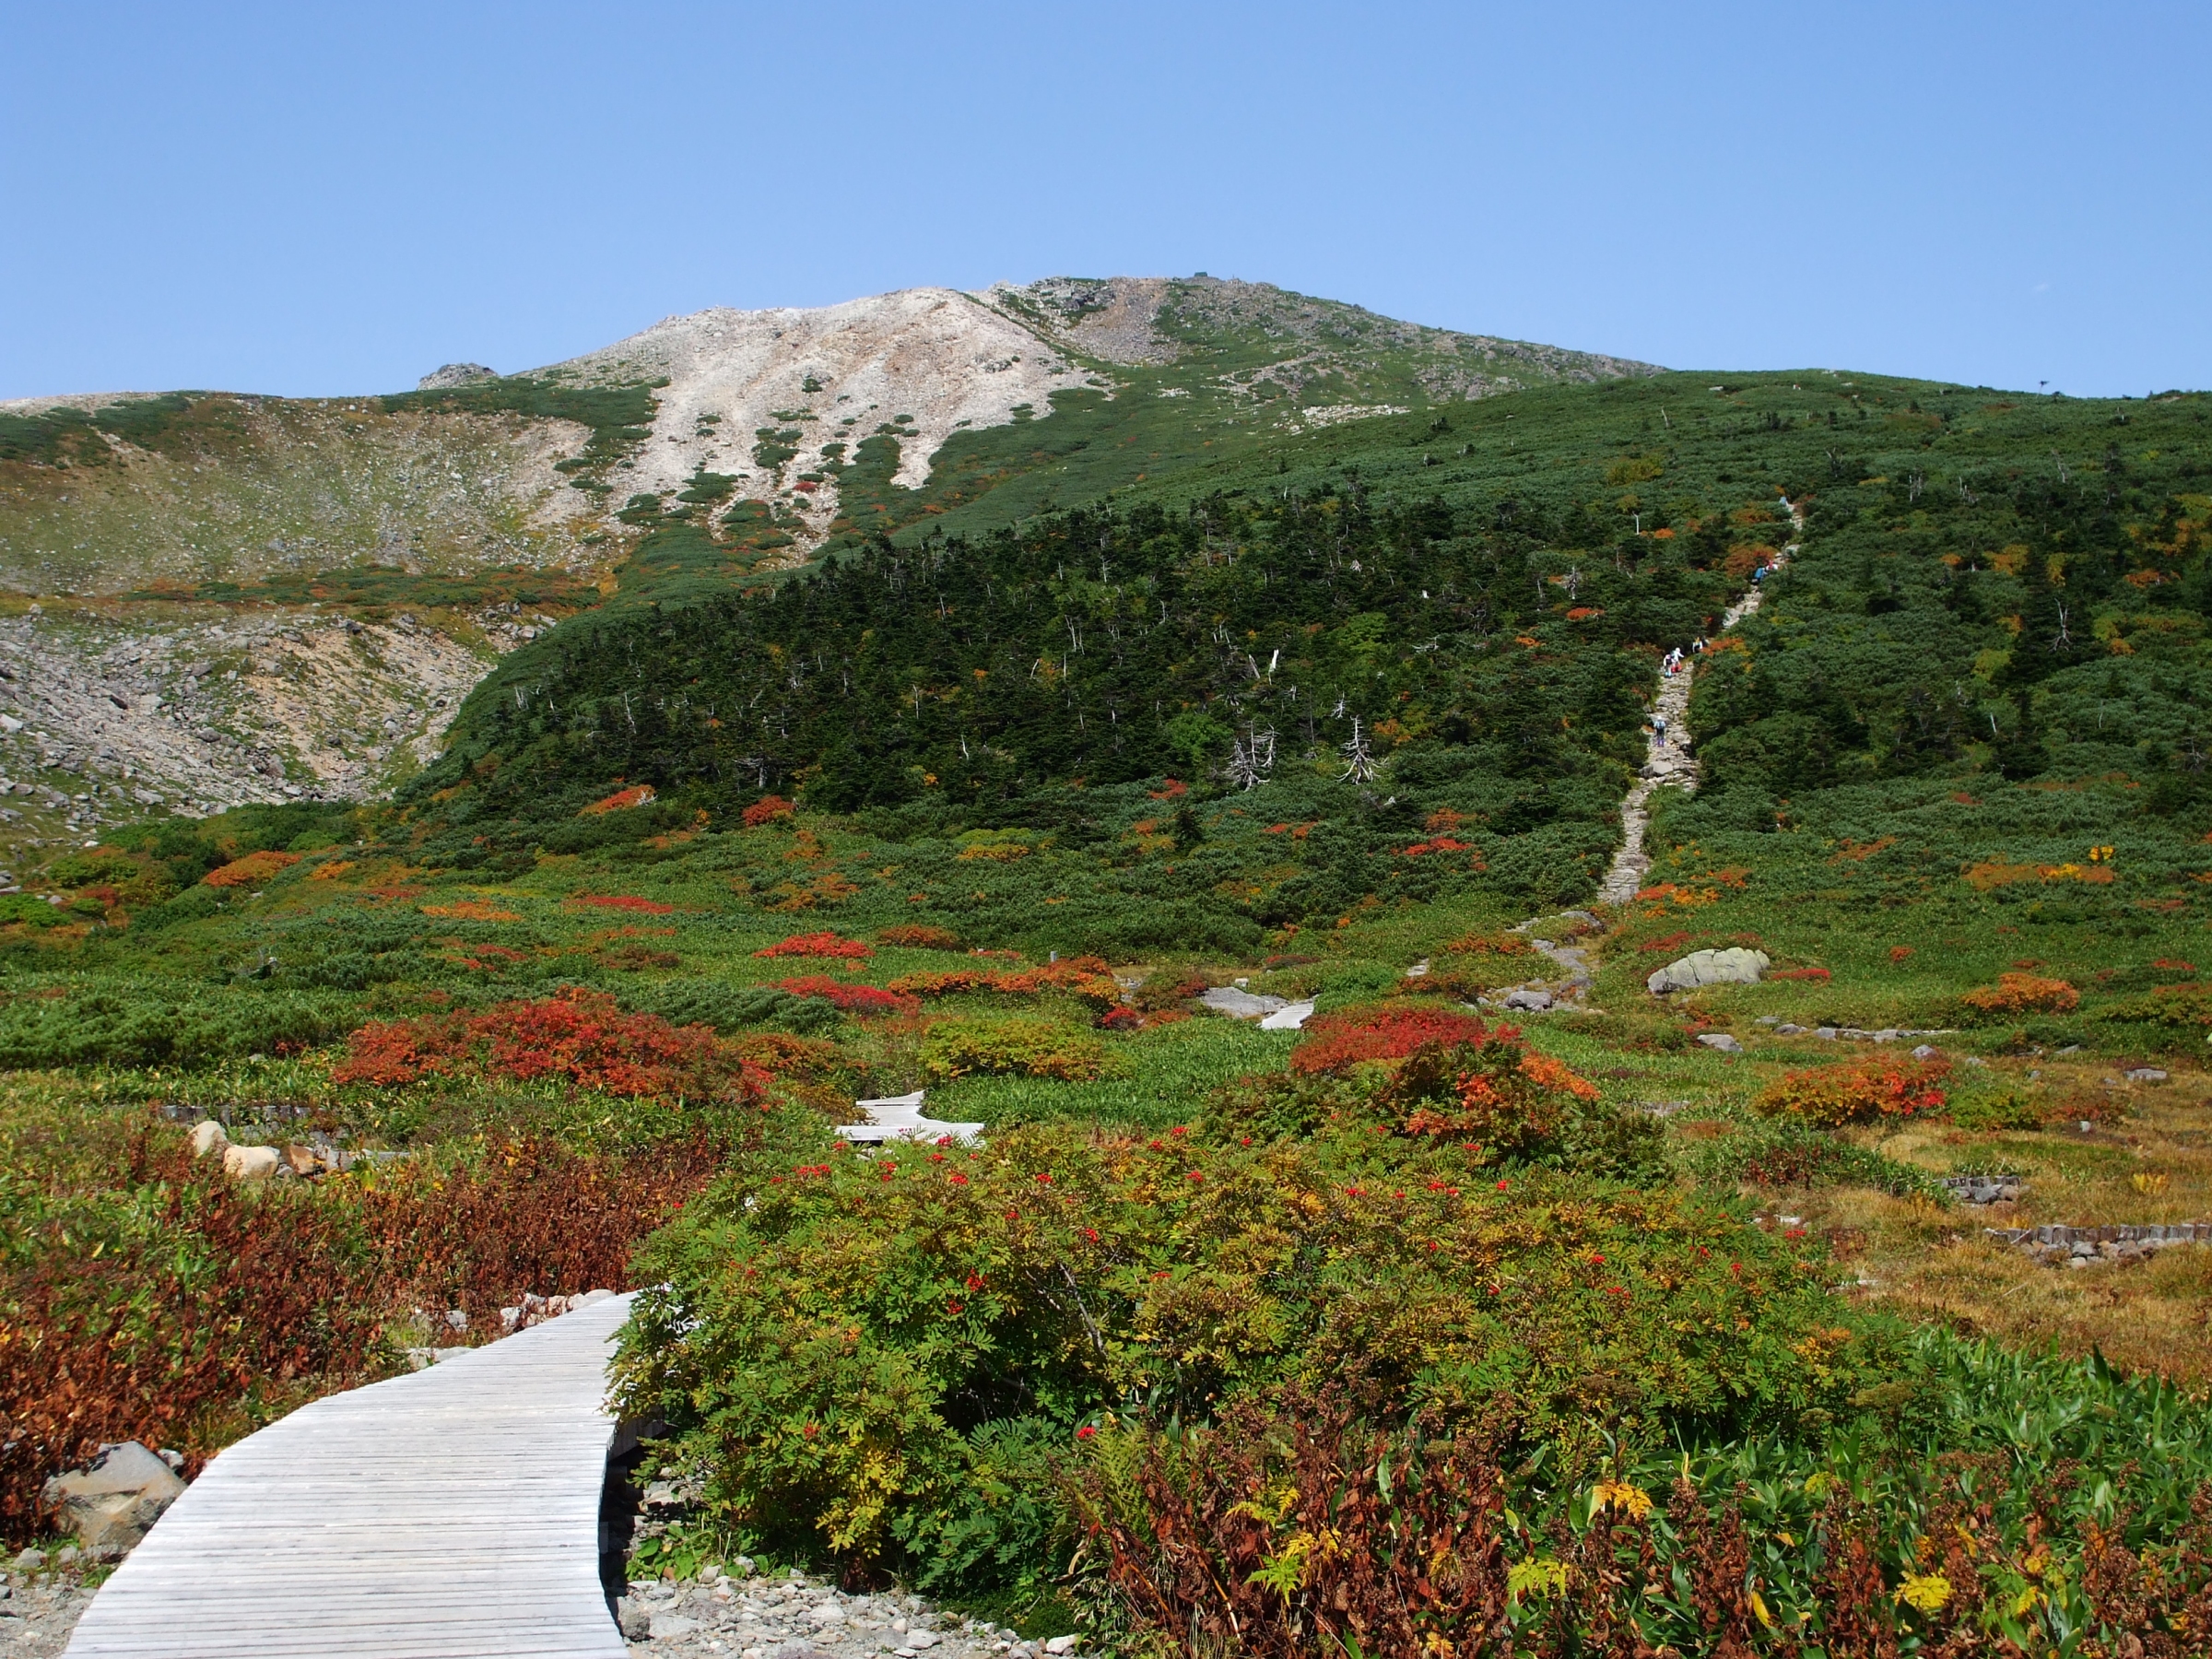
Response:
41,1441,185,1553
1199,986,1288,1018
1647,947,1771,995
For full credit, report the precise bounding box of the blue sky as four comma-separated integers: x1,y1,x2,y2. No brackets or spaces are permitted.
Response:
4,2,2206,401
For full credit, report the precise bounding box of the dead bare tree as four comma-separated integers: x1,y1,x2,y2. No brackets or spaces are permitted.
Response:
1338,718,1379,786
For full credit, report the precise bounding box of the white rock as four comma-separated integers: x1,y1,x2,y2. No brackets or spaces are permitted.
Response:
188,1120,229,1159
1646,947,1771,995
651,1612,701,1640
40,1441,184,1552
1696,1032,1743,1053
1044,1639,1081,1655
907,1632,938,1650
1257,999,1314,1030
1200,986,1288,1018
220,1144,279,1181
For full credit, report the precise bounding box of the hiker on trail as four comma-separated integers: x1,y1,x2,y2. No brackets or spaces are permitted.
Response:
1653,714,1668,747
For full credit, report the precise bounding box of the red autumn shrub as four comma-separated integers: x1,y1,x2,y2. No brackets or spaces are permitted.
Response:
754,932,873,959
1399,836,1473,857
742,794,795,828
202,849,302,888
1754,1057,1950,1126
1770,966,1832,982
334,988,767,1102
1097,1006,1143,1031
1291,1006,1494,1075
569,893,677,914
775,976,920,1018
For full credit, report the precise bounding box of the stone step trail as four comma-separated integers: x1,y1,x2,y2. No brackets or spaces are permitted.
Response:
1597,507,1801,908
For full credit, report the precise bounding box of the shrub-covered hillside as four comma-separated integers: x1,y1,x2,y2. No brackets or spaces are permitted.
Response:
418,374,2212,916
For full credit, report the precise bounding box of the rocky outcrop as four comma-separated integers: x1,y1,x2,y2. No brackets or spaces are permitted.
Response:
416,363,499,389
0,605,503,828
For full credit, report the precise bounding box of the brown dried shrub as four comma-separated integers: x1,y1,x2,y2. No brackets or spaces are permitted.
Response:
0,1124,717,1547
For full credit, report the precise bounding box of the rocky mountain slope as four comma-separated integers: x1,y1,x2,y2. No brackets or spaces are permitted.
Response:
0,277,1655,853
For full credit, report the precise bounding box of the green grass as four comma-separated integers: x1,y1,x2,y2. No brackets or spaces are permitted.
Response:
926,1015,1296,1130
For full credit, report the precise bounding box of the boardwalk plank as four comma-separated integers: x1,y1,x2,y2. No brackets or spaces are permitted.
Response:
64,1293,635,1659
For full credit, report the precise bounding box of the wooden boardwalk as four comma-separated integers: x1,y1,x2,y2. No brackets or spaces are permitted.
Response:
65,1293,636,1658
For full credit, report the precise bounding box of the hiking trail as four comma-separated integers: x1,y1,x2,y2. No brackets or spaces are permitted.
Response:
1596,503,1802,908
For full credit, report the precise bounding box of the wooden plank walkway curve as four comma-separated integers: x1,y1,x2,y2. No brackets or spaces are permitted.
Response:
65,1292,637,1658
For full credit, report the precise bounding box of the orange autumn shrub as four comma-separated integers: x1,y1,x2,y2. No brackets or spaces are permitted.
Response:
731,1032,850,1080
421,900,521,922
754,932,872,959
202,849,302,888
876,924,962,950
1441,931,1535,959
580,784,657,816
1754,1057,1950,1127
888,954,1123,1011
741,794,795,828
1961,971,2080,1017
1399,1039,1602,1151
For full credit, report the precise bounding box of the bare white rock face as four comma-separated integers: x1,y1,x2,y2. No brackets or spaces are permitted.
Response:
543,287,1105,559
